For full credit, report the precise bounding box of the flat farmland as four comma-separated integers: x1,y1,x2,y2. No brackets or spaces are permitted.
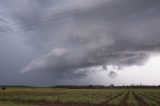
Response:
0,87,160,106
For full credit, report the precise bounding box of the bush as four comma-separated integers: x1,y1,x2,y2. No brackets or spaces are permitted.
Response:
1,86,6,90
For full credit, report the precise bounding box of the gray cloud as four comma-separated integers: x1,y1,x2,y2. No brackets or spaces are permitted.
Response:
0,0,160,85
21,0,160,75
109,71,117,79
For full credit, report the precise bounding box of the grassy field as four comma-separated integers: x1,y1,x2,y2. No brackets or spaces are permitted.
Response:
0,87,160,106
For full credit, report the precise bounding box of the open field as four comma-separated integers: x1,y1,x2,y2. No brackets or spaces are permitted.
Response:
0,87,160,106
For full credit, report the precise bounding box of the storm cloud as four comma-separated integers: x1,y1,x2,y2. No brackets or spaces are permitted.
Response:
0,0,160,85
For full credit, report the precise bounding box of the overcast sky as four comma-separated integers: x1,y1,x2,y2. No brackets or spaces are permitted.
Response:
0,0,160,86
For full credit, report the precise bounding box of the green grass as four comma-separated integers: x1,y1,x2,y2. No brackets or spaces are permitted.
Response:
0,88,160,106
0,102,36,106
0,88,125,105
127,90,138,106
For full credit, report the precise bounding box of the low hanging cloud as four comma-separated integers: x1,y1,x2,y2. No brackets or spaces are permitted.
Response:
108,71,117,79
4,0,159,79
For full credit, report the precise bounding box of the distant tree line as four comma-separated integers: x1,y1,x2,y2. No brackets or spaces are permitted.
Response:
52,84,160,89
53,85,107,89
0,85,36,90
1,85,160,89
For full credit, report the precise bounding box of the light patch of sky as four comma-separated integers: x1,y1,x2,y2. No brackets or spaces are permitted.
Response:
109,55,160,85
86,55,160,86
117,56,160,85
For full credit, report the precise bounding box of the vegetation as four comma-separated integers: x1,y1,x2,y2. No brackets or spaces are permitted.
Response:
0,86,160,106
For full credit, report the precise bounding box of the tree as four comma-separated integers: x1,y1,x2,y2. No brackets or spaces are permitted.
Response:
109,84,114,88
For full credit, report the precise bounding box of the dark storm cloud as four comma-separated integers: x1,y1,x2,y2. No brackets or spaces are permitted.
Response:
20,0,160,76
1,0,160,84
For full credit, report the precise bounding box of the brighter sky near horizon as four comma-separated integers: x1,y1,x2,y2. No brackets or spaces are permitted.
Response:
119,55,160,85
96,55,160,86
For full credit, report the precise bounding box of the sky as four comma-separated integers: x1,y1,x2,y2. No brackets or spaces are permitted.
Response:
0,0,160,86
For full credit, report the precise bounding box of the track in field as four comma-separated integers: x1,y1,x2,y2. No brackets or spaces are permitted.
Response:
117,91,129,106
102,90,160,106
132,91,147,106
135,91,160,105
101,91,128,106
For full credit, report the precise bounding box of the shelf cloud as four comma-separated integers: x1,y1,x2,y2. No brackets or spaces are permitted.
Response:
0,0,160,85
